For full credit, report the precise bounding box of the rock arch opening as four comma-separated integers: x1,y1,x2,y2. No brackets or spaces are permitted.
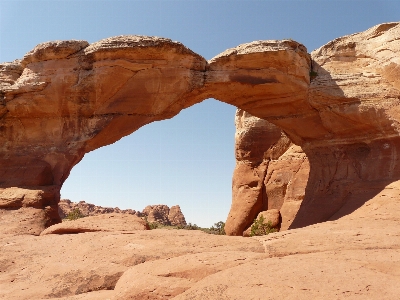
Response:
1,22,400,235
60,99,237,227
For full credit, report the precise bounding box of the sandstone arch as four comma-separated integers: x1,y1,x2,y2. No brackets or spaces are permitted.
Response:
1,22,400,235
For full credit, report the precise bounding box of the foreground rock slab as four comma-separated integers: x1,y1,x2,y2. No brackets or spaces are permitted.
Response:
40,213,149,235
0,229,263,299
0,183,399,299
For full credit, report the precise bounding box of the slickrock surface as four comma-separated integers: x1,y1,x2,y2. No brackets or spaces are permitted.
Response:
0,227,264,299
0,34,309,234
40,213,149,235
0,183,399,299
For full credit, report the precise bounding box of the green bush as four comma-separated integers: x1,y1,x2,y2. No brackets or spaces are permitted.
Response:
309,70,318,80
250,215,277,237
148,222,160,229
204,221,225,235
145,219,226,235
65,208,85,221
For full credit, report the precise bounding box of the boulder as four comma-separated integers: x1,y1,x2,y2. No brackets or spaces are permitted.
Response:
242,209,280,237
168,205,187,226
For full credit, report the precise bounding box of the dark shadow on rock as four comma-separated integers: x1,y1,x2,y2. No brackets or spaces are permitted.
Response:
288,62,400,229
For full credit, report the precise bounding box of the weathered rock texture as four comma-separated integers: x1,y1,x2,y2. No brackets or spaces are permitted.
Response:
40,213,149,235
226,22,400,235
225,110,308,235
58,200,187,226
1,22,400,236
0,183,399,299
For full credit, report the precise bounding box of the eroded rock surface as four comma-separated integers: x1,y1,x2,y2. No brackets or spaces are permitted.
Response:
40,213,149,235
227,22,400,234
225,110,308,235
0,183,399,299
141,204,187,226
1,22,400,236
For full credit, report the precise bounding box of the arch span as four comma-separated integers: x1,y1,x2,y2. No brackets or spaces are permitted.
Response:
1,22,400,235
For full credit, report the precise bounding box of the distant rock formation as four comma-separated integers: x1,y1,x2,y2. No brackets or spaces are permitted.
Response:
143,204,187,226
58,200,187,226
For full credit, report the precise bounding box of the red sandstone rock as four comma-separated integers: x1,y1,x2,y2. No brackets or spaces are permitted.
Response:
242,209,281,237
0,36,206,233
58,199,140,219
168,205,187,226
40,213,149,235
1,22,400,300
0,183,399,299
1,22,400,237
142,204,170,224
225,110,308,235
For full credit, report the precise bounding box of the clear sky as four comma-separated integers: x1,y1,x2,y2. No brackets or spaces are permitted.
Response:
1,0,399,227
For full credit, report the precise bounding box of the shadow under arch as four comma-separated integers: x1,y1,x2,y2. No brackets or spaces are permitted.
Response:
285,60,400,229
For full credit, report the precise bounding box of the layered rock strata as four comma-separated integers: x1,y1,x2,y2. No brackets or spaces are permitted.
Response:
1,22,400,235
1,185,399,299
227,22,400,234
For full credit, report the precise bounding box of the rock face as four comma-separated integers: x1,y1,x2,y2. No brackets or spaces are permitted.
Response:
225,110,308,235
40,213,149,235
0,183,399,299
1,22,400,235
226,22,400,235
58,200,187,226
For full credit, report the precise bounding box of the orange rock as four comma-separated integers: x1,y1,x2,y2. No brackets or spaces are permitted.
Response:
242,209,281,237
1,22,400,237
40,213,149,235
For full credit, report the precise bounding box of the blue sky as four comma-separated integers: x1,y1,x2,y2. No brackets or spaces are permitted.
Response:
1,0,399,227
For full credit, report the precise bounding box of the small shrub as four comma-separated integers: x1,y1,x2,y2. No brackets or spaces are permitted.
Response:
65,208,85,221
183,223,201,230
250,215,277,237
205,221,226,235
148,222,160,229
145,219,226,235
309,70,318,80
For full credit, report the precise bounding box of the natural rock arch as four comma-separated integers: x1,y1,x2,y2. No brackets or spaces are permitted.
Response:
1,22,400,235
